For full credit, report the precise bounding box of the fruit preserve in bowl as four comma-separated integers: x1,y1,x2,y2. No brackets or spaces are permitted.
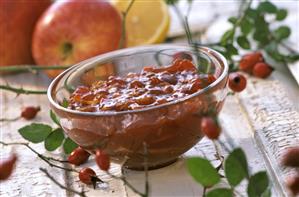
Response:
48,45,228,170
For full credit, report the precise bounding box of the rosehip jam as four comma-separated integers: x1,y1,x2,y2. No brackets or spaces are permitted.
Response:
68,59,216,112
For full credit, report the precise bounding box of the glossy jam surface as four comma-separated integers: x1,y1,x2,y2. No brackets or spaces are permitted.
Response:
68,59,216,112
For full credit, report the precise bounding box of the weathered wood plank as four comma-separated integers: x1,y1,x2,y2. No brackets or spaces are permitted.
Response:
238,78,299,197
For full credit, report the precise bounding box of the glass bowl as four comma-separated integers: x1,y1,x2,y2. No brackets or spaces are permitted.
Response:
47,44,228,170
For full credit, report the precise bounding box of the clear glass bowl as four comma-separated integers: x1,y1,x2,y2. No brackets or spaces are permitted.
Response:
47,44,228,170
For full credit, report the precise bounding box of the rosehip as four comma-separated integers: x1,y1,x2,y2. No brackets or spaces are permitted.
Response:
239,52,263,73
173,52,193,61
286,175,299,196
79,168,96,185
95,150,110,171
228,72,247,92
252,62,273,78
68,147,90,166
21,106,41,120
281,147,299,167
200,117,221,140
0,153,17,181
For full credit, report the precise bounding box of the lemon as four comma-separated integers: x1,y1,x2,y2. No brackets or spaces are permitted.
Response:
112,0,170,47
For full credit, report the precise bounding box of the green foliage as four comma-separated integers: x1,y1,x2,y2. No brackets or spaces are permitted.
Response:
19,123,52,143
276,9,287,21
45,128,64,151
164,0,179,5
257,1,277,13
206,188,233,197
18,111,77,154
224,148,249,186
63,137,78,154
50,110,60,127
186,157,220,187
273,26,291,41
237,36,250,50
247,171,270,197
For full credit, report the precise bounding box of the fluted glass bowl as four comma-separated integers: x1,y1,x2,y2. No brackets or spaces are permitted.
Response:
47,44,228,170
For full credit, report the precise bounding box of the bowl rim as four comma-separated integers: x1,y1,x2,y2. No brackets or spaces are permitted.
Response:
47,44,228,116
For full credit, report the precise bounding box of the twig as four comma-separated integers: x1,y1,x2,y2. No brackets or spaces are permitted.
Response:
143,142,149,197
40,168,86,197
107,171,145,197
0,65,69,72
0,141,75,172
0,84,47,95
202,187,207,197
0,117,20,122
119,0,135,49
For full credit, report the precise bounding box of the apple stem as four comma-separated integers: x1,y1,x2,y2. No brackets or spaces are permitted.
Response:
118,0,136,49
0,65,69,72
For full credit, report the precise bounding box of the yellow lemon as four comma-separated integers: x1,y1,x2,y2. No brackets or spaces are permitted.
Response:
112,0,170,47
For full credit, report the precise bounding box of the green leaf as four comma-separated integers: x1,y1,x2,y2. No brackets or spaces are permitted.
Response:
276,9,287,21
246,8,258,20
228,17,237,24
220,29,235,46
224,148,249,186
258,1,277,13
225,44,238,56
247,171,269,197
285,54,299,62
274,26,291,41
50,110,61,127
206,188,233,197
44,128,65,151
63,137,78,154
237,36,251,50
18,123,52,143
240,18,253,35
186,157,220,187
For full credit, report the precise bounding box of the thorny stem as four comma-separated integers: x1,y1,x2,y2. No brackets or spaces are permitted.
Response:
119,0,135,49
0,65,69,73
0,84,47,95
40,168,86,197
0,141,75,172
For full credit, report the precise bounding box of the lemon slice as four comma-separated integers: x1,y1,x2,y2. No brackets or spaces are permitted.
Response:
112,0,170,47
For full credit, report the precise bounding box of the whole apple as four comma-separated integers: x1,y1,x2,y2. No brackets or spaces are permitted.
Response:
32,0,122,78
0,0,51,67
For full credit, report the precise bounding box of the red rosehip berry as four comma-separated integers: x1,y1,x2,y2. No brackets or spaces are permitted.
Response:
173,52,193,61
68,147,90,166
228,72,247,92
79,168,96,185
286,175,299,196
200,117,221,140
239,51,263,73
0,153,17,181
95,150,110,171
281,147,299,167
252,62,273,78
21,106,41,120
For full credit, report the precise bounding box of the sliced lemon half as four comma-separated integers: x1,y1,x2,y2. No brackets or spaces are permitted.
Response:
112,0,170,47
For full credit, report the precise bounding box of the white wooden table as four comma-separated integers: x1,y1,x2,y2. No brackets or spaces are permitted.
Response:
1,1,299,197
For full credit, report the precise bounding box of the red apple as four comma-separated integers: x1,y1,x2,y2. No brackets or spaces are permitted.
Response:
32,0,122,78
0,0,51,67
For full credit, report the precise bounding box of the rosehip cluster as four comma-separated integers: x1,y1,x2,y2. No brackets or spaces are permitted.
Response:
0,153,17,181
281,146,299,196
239,52,273,78
67,147,111,187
